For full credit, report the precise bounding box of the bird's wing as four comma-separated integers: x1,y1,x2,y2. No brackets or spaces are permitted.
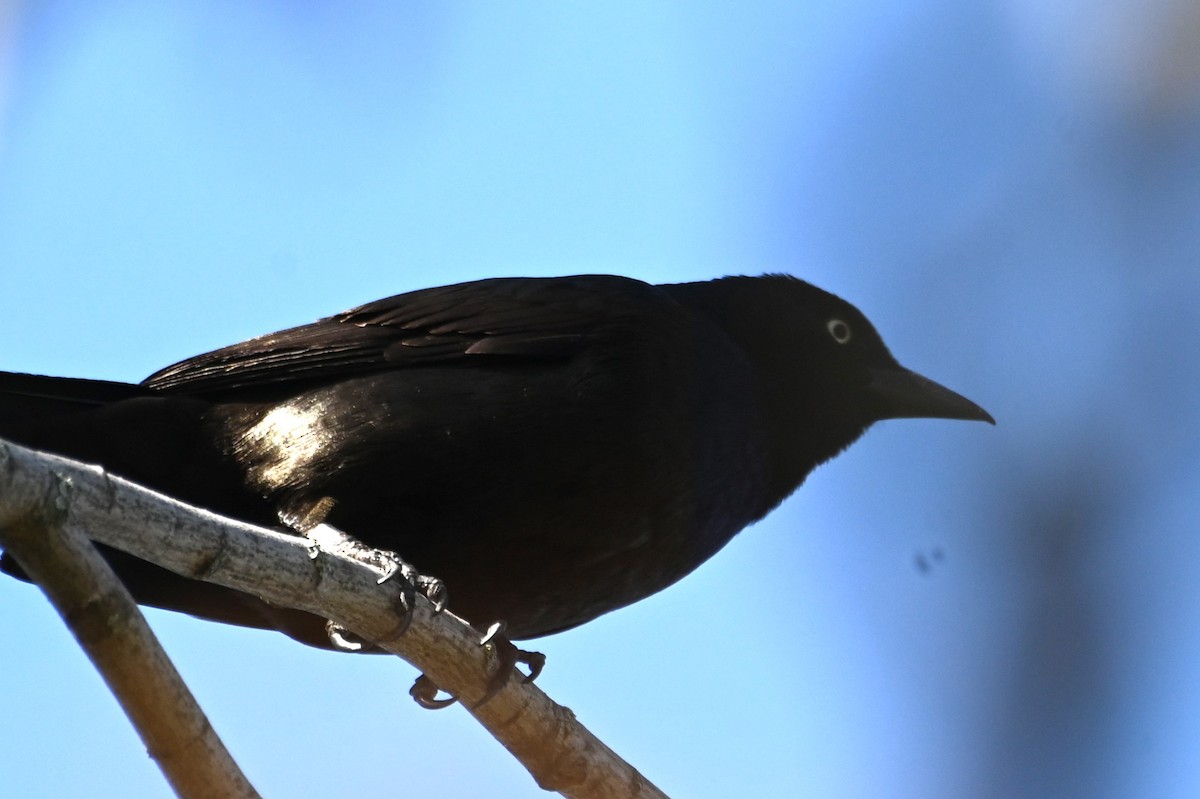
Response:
144,275,669,395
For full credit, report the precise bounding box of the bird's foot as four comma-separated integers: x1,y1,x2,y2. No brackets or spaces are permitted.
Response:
408,621,546,710
475,621,546,707
373,556,448,641
302,522,447,644
410,674,457,710
375,556,448,611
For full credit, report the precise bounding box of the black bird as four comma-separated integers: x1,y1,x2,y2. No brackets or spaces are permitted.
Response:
0,274,992,649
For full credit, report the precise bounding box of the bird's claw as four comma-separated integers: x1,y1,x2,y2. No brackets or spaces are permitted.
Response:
518,649,547,684
303,522,446,645
374,553,448,611
324,621,372,652
473,621,546,708
410,674,458,710
406,621,546,711
372,556,447,641
479,621,545,682
478,620,506,647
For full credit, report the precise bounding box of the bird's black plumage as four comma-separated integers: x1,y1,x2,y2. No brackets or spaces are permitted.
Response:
0,274,992,645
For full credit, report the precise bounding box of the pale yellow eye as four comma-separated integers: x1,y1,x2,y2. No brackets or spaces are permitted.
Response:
826,318,852,344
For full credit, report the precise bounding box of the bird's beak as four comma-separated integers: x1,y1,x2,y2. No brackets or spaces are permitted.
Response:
868,367,995,424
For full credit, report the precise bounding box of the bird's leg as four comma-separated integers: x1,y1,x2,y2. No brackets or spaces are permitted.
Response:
304,522,448,642
283,500,447,646
408,621,546,710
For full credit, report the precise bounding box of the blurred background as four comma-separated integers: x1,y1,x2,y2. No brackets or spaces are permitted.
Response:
1,2,1198,797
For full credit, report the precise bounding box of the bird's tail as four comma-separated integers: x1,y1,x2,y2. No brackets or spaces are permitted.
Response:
0,371,150,440
0,369,247,504
0,371,349,649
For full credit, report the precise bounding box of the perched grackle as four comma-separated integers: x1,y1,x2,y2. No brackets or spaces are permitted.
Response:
0,274,992,648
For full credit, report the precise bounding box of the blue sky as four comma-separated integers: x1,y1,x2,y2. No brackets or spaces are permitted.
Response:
2,3,1199,797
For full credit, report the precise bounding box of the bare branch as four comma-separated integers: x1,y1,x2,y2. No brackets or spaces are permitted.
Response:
0,457,260,798
0,437,669,799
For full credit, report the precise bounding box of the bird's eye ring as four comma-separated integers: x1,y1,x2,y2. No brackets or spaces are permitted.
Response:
826,318,852,344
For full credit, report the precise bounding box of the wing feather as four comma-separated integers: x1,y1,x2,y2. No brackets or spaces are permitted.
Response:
144,275,668,395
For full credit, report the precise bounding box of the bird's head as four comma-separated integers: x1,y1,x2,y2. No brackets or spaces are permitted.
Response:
674,274,993,498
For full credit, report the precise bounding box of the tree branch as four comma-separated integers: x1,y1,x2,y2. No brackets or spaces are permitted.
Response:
0,464,261,799
0,437,669,799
